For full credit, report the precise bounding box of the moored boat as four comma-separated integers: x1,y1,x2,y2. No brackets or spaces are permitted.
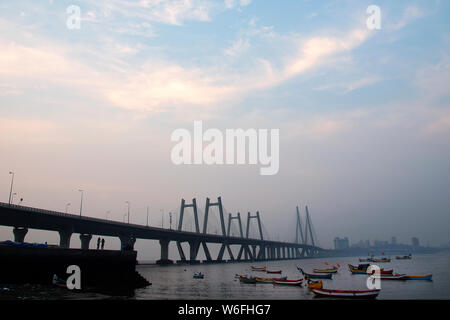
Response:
403,274,432,280
307,280,323,289
193,272,204,279
312,288,380,299
313,267,338,274
250,266,266,271
371,258,391,263
255,276,287,283
348,264,393,275
266,270,282,274
379,274,408,280
297,267,333,279
239,276,257,284
273,278,303,286
395,254,412,260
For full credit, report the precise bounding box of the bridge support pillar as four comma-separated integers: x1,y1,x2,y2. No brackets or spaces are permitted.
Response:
119,235,136,251
79,234,92,250
13,227,28,243
252,245,257,260
58,229,72,248
156,239,173,264
189,241,200,263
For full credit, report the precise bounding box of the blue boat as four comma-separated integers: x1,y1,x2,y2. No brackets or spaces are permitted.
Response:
403,274,432,280
297,267,333,279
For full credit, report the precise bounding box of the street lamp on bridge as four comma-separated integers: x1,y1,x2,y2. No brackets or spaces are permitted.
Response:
65,203,71,213
8,171,14,205
126,201,130,224
78,189,84,217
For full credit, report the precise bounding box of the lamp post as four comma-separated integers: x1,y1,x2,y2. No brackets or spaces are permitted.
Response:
8,171,14,205
126,201,130,224
160,209,164,228
78,189,84,217
65,203,71,213
106,210,110,220
146,206,149,227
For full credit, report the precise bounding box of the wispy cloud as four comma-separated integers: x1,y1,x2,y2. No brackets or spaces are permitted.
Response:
389,5,424,31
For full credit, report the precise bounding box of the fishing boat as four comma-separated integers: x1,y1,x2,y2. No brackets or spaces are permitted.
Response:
307,279,323,289
371,258,391,263
235,273,247,279
395,254,412,260
250,266,266,271
403,274,432,280
348,264,393,275
359,258,372,262
266,270,282,274
273,278,303,286
193,272,204,279
239,276,257,284
297,267,333,279
348,263,371,271
379,274,408,280
312,267,338,274
255,276,287,283
312,288,380,299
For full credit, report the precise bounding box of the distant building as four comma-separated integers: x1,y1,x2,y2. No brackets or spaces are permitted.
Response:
374,240,389,247
391,237,397,246
334,237,349,250
412,237,420,248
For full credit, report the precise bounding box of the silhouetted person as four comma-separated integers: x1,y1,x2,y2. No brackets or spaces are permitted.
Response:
101,238,105,250
97,237,101,250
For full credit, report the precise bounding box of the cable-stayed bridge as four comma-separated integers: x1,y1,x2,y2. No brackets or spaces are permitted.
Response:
0,197,329,264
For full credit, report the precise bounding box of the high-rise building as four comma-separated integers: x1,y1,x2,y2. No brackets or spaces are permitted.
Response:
334,237,349,250
391,236,397,246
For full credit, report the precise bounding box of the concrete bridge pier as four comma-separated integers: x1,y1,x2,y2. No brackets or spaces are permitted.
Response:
13,227,28,243
79,234,92,250
58,228,72,248
119,235,136,251
156,239,173,264
188,241,201,264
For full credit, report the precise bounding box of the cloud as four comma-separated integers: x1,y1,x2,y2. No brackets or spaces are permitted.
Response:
224,38,250,57
84,0,215,26
225,0,252,10
390,6,423,30
315,76,381,93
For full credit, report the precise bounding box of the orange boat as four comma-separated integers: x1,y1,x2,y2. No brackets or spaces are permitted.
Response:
250,266,266,271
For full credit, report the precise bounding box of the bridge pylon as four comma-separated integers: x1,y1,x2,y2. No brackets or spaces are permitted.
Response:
176,198,201,263
201,197,228,262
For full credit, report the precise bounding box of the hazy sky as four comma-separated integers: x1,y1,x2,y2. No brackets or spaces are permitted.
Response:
1,0,450,258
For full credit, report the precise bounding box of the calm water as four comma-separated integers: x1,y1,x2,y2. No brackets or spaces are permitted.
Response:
133,252,450,299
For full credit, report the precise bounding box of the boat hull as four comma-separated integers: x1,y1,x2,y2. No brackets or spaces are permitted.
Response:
404,275,432,280
273,279,303,286
312,288,380,299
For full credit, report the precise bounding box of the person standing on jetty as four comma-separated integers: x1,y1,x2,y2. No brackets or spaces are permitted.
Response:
97,237,101,250
101,238,105,250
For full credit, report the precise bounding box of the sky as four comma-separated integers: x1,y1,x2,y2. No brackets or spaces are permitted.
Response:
1,0,450,259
